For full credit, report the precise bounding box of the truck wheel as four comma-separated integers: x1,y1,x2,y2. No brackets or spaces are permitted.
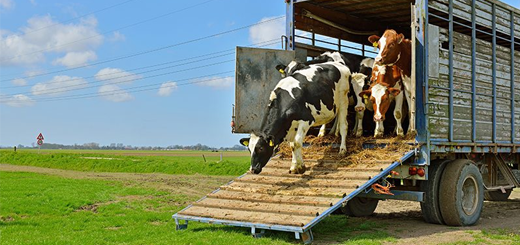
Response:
341,197,379,217
420,159,450,224
439,159,484,226
484,189,512,201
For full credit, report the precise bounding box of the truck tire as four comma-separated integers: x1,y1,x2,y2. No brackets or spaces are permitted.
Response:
420,159,450,224
439,159,484,226
341,197,379,217
484,189,512,201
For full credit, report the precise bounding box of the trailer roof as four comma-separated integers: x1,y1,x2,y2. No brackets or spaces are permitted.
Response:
293,0,414,45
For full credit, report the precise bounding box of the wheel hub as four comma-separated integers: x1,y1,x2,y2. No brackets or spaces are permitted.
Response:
462,176,479,215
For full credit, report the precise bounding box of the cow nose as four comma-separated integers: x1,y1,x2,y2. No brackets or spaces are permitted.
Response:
375,56,382,62
374,115,383,121
252,168,262,174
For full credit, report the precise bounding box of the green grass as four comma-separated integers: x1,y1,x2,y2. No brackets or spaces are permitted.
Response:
0,150,250,176
0,171,396,245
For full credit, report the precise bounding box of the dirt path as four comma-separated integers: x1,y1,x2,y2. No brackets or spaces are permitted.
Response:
2,164,519,244
0,164,234,200
372,191,520,244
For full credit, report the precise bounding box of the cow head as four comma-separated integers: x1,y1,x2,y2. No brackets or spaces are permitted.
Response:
360,65,401,121
275,61,306,78
359,84,400,121
240,133,276,174
369,30,405,65
315,51,346,65
350,73,368,111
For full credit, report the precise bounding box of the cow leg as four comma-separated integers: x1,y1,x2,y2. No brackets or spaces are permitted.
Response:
290,122,310,174
402,76,416,135
338,96,349,156
374,121,384,137
318,124,326,137
329,118,339,136
355,108,364,137
393,90,404,137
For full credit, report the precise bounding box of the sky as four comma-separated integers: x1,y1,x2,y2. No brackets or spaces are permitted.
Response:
0,0,519,148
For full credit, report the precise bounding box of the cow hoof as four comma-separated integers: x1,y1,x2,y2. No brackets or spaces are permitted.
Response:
355,130,363,137
289,165,306,174
407,129,417,136
339,149,347,156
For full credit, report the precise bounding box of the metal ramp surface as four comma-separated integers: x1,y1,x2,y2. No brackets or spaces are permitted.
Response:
173,149,416,244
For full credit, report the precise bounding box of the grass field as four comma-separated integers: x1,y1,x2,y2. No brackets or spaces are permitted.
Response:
2,150,519,244
0,170,395,245
0,149,250,176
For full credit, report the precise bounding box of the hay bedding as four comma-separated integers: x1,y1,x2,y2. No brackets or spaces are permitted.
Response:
277,134,415,167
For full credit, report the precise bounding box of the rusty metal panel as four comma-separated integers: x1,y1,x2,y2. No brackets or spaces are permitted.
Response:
234,47,295,133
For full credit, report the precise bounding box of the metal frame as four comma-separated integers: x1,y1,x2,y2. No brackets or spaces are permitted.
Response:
491,3,497,143
448,0,454,142
471,0,477,143
511,10,516,144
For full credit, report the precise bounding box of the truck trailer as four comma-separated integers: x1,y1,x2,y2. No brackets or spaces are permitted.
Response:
173,0,520,243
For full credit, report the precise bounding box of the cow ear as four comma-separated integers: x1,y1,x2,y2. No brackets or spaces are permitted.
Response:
265,136,275,147
397,33,405,44
359,90,371,98
388,87,401,96
240,138,250,147
368,35,380,45
275,64,286,74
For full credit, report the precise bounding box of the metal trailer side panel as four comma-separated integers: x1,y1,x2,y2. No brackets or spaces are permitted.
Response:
427,0,520,150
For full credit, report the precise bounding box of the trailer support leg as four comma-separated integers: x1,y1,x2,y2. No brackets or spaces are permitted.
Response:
251,227,265,238
295,230,313,244
175,219,188,230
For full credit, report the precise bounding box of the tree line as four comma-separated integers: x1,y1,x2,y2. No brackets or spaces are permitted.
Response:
7,142,246,151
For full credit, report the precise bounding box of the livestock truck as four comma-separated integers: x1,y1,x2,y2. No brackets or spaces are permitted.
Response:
173,0,520,243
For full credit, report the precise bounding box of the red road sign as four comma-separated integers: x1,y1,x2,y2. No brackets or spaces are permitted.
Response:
37,133,44,140
37,139,43,145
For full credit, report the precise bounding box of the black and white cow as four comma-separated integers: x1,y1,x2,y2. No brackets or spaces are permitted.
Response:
277,52,374,137
240,54,351,174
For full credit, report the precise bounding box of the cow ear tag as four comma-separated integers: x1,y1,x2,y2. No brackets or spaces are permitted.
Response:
243,141,249,146
363,95,368,99
269,140,274,147
278,69,285,74
372,42,378,47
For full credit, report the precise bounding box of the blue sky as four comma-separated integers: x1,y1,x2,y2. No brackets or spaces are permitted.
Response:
0,0,519,148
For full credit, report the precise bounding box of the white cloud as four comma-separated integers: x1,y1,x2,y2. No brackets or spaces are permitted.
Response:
95,67,141,85
31,75,87,96
0,0,13,9
157,81,178,96
1,94,35,107
11,78,27,86
98,84,133,102
249,16,285,44
0,15,103,66
25,70,45,78
109,31,125,42
194,76,233,89
52,51,97,68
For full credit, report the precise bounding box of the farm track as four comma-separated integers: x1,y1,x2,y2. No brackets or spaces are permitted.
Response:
0,164,234,200
1,163,519,244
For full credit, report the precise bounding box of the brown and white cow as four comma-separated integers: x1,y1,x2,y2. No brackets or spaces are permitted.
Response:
368,29,415,135
360,64,404,137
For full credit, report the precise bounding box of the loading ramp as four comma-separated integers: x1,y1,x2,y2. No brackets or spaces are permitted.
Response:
172,146,416,244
